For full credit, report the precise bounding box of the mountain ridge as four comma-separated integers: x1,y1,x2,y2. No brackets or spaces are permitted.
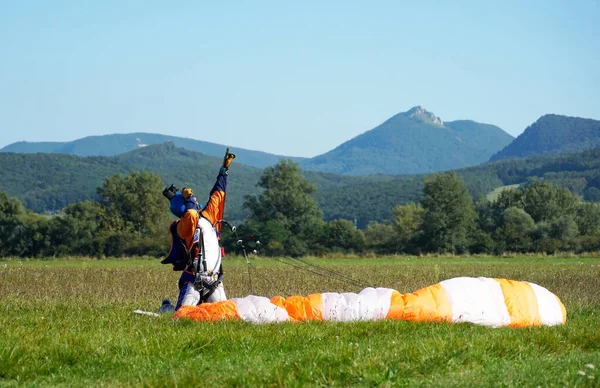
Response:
1,132,306,169
1,106,513,175
300,106,514,175
490,114,600,162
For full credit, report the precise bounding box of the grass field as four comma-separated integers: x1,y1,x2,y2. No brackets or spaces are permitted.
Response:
1,255,600,387
486,184,522,201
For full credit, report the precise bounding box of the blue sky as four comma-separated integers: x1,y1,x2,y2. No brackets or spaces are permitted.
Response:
0,0,598,157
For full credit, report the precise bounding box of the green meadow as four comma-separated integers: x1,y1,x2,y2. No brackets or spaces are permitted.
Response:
486,184,521,201
1,256,600,387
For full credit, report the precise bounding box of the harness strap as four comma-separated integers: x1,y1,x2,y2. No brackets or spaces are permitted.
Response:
184,216,225,304
202,278,221,301
201,226,207,273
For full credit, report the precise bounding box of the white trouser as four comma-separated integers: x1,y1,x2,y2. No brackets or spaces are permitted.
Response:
180,283,227,306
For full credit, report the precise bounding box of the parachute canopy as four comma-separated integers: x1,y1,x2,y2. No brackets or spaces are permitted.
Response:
174,277,566,328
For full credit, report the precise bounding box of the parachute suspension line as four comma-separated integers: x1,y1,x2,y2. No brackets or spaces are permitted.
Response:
246,260,291,298
270,257,334,281
242,242,254,295
290,256,375,289
234,234,293,297
273,257,368,289
215,219,256,295
269,256,374,290
215,219,371,295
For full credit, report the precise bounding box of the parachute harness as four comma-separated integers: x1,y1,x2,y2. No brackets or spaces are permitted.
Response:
190,224,222,304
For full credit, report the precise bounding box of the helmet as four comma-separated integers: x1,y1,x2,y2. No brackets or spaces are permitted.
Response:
169,192,186,218
168,191,202,218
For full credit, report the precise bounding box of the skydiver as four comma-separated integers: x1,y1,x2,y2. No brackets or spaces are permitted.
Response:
159,149,236,312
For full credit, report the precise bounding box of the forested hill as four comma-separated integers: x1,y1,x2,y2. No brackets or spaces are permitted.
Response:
0,132,305,169
1,143,599,227
490,114,600,162
329,148,600,227
0,152,131,212
300,106,513,175
0,144,263,222
0,143,392,222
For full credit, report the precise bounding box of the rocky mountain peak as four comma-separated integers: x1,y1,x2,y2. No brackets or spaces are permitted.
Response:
405,106,444,126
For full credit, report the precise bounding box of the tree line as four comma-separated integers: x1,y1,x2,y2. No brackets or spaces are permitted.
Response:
0,172,171,258
1,160,600,258
230,160,600,256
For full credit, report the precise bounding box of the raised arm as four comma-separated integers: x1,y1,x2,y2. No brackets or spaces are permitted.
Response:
201,149,235,226
201,173,227,225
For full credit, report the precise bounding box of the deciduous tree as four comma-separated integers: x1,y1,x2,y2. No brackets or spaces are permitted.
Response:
421,173,477,253
243,160,323,256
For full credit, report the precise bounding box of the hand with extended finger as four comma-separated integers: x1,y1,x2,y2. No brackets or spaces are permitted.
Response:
223,147,236,168
220,148,236,175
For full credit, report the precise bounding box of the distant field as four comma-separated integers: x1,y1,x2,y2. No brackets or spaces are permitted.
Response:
486,184,521,201
1,256,600,386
